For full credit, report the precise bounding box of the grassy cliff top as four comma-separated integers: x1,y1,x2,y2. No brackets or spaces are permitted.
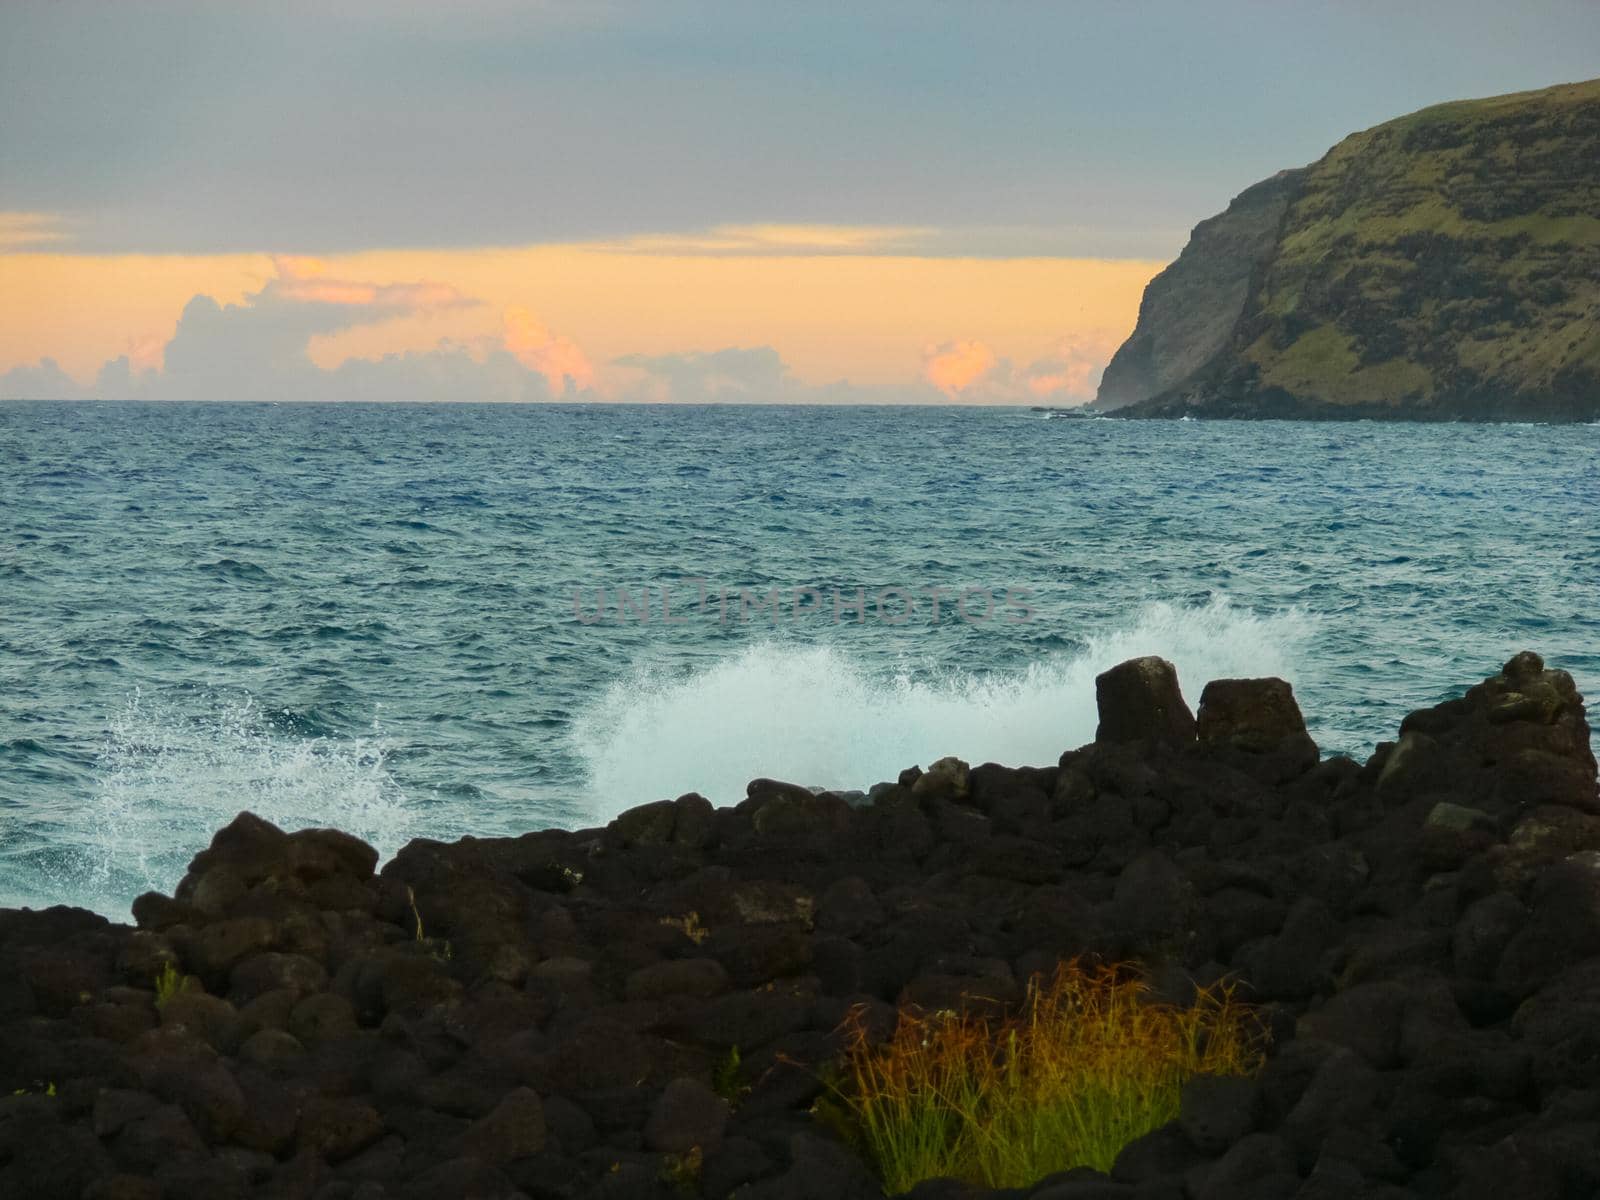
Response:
1243,78,1600,411
1108,78,1600,419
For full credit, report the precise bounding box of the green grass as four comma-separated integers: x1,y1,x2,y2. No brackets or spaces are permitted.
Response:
153,960,197,1008
712,1045,746,1107
658,1146,703,1194
828,961,1266,1194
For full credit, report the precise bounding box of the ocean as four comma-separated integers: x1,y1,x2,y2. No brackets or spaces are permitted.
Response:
2,400,1596,918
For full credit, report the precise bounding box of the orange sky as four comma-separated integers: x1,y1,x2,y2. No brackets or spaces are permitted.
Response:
0,229,1162,401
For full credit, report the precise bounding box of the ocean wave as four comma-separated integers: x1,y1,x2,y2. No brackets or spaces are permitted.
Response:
570,597,1314,819
12,693,417,919
198,558,274,582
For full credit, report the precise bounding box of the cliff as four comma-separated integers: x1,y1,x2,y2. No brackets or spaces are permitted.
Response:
1098,79,1600,420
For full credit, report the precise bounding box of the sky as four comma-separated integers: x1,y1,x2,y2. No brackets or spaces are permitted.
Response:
2,1,1597,404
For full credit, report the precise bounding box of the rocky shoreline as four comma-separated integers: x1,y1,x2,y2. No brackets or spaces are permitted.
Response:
3,652,1598,1199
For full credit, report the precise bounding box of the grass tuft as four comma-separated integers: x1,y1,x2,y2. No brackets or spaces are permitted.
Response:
831,960,1267,1193
153,960,190,1008
711,1045,746,1107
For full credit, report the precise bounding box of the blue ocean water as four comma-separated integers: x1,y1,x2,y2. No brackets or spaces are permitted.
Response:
1,400,1596,918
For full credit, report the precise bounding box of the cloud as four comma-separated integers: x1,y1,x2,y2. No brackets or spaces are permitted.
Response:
324,343,556,404
0,212,70,252
589,224,935,257
0,245,1124,406
0,259,590,403
584,223,1181,260
0,356,83,399
613,346,793,402
269,256,475,311
1017,332,1122,400
611,345,962,405
922,339,1000,396
920,331,1123,404
504,306,595,394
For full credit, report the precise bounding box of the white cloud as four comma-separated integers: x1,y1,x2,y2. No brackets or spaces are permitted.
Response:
326,344,555,404
269,256,475,312
3,260,587,404
0,212,70,252
612,346,794,402
922,339,999,396
0,357,83,399
504,306,594,394
589,224,936,257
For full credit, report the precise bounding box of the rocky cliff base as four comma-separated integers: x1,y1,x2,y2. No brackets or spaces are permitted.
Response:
3,653,1599,1200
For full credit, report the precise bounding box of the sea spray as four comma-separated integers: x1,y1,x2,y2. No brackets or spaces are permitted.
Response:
571,597,1315,820
3,692,417,919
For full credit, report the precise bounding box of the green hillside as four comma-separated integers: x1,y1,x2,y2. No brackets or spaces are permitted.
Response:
1100,79,1600,420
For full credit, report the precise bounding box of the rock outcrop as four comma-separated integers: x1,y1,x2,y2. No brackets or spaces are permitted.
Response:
1,653,1598,1198
1097,79,1600,421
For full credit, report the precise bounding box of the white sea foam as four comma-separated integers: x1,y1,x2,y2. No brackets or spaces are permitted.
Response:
28,693,416,919
25,599,1311,919
572,597,1315,819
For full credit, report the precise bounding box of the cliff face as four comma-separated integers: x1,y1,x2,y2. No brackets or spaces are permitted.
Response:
1096,169,1306,410
1099,79,1600,420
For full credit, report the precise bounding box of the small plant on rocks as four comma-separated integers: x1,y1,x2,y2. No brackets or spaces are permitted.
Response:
833,959,1267,1193
712,1045,746,1106
152,961,195,1009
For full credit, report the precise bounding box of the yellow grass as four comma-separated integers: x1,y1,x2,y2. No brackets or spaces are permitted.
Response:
831,960,1266,1193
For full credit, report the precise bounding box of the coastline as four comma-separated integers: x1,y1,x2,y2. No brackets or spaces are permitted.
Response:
3,651,1598,1198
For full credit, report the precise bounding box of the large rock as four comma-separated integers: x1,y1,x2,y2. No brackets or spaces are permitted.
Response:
458,1087,545,1165
1196,677,1320,781
643,1077,728,1154
1094,656,1197,748
1384,651,1597,819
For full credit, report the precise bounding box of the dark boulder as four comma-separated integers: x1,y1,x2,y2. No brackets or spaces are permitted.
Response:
0,1102,114,1200
1094,656,1197,748
643,1076,728,1154
1106,850,1197,954
609,799,679,847
702,1135,775,1196
297,1095,385,1162
1280,1047,1383,1169
624,957,729,1002
1390,652,1597,820
1297,981,1408,1069
1111,1122,1207,1184
1494,857,1600,998
1179,1073,1261,1153
1197,677,1320,782
910,756,973,805
1188,1132,1299,1200
458,1086,546,1165
742,780,854,841
734,1130,882,1200
816,876,884,938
